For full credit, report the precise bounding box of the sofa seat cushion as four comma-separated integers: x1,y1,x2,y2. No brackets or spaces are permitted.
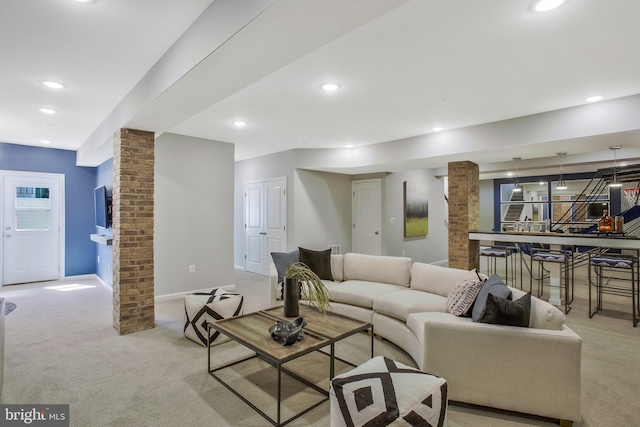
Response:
343,253,411,287
329,280,406,309
373,290,448,322
403,290,565,334
406,311,469,344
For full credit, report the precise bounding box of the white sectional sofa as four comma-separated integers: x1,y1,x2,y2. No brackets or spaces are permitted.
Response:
269,252,582,425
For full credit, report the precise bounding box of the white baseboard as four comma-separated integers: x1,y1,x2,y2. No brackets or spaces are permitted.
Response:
431,259,449,267
63,274,112,291
234,265,245,271
155,284,236,302
63,274,97,281
92,275,112,290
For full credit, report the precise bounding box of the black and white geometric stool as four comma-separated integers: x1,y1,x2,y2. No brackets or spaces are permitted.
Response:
530,248,573,314
183,288,243,346
589,253,639,327
480,245,517,288
330,356,447,427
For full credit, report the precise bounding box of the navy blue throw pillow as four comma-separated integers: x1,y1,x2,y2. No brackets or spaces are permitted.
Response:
471,274,512,322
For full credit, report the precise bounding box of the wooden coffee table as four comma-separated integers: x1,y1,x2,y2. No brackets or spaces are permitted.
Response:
207,305,373,426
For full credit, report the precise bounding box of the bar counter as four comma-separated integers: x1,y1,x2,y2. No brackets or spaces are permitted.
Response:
469,231,640,251
469,230,640,307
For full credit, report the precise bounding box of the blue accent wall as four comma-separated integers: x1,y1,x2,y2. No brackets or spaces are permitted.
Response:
0,142,96,276
96,158,113,286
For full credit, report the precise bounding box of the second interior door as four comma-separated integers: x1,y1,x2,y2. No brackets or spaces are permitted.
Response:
245,178,287,276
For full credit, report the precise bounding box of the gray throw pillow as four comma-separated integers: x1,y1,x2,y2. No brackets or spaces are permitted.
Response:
471,274,512,322
480,292,531,327
271,250,299,283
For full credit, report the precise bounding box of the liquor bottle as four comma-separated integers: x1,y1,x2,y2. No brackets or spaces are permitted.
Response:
615,216,624,234
598,209,614,233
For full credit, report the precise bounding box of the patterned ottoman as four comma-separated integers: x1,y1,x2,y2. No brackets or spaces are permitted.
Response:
330,356,447,427
183,288,243,347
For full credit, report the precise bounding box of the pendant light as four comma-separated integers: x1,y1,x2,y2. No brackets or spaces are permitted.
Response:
556,152,567,190
609,146,622,188
512,157,522,193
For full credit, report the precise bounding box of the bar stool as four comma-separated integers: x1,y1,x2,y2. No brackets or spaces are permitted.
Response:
588,253,639,327
480,245,517,287
530,248,573,314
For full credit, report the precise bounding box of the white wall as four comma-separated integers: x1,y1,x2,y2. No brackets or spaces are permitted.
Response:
293,169,352,252
155,133,234,296
233,149,456,267
383,169,448,263
234,153,354,267
234,151,295,268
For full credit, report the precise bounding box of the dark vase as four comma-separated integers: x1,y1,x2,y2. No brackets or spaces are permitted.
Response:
283,277,299,317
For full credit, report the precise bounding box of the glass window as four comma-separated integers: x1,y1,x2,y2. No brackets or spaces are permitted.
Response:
551,179,608,232
499,182,549,231
15,186,51,231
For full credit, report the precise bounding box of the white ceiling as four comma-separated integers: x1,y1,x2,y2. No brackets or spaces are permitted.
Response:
2,0,640,178
0,0,212,150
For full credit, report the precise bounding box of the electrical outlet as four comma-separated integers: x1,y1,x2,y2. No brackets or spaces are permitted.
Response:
189,264,196,273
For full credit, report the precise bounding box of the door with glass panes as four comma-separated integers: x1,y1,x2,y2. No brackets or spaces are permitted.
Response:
3,174,61,285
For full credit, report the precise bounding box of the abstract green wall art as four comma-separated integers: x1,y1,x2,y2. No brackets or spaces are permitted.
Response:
404,180,428,237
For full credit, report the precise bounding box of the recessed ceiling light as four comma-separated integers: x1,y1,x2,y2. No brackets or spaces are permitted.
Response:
320,83,341,92
432,126,443,132
41,140,51,144
40,80,66,89
345,144,354,149
585,95,604,102
507,172,514,177
232,120,247,127
531,0,566,12
74,0,97,3
39,108,57,114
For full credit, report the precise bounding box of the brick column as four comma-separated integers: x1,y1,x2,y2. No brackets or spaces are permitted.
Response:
113,128,155,335
448,161,479,270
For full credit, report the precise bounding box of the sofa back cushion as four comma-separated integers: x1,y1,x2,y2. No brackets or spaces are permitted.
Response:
343,253,411,287
331,254,344,282
511,287,565,330
410,262,472,296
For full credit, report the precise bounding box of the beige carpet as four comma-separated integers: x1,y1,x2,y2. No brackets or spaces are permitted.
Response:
0,266,639,426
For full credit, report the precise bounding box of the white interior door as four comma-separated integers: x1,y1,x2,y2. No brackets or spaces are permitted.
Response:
264,179,287,271
3,174,61,285
245,182,264,275
245,178,287,276
352,179,382,255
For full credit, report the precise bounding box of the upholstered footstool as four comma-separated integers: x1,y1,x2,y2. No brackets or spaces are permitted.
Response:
183,288,243,346
330,356,447,426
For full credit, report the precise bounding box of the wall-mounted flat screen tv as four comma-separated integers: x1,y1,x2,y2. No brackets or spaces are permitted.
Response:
94,185,110,228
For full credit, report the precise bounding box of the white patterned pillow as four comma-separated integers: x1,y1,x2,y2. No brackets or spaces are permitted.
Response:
184,288,243,347
447,270,486,317
330,356,447,427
